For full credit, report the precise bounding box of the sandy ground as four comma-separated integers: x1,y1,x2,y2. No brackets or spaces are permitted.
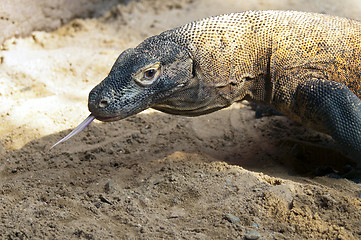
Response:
0,0,119,44
1,0,361,239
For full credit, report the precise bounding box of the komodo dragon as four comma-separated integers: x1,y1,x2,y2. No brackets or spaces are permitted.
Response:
55,10,361,171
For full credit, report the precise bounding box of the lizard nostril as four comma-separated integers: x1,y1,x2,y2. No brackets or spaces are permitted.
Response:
99,99,109,108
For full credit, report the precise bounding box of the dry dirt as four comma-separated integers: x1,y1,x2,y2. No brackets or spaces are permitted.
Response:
0,0,120,44
1,0,361,239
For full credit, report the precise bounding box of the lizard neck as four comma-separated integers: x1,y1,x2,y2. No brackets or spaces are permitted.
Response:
166,12,274,106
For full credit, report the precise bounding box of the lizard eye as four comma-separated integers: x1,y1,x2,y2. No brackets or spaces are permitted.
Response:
134,63,161,86
144,69,156,79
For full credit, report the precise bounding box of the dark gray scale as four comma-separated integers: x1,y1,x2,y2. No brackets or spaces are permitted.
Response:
293,79,361,163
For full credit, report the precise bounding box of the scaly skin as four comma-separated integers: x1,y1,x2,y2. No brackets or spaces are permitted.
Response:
88,10,361,164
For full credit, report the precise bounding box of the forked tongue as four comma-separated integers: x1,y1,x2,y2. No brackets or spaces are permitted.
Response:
51,114,95,149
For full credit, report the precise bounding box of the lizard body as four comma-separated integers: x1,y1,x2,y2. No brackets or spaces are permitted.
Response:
88,10,361,164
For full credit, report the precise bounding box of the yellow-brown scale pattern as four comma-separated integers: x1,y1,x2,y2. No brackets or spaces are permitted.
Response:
173,11,361,102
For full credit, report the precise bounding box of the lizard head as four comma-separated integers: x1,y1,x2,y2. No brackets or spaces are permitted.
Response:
88,34,220,122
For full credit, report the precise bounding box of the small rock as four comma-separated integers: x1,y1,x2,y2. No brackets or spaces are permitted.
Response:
168,207,186,218
173,197,182,204
104,181,114,193
252,223,259,229
245,230,261,240
225,214,240,224
99,195,112,205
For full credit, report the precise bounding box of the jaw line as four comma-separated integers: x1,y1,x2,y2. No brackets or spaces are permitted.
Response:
93,114,124,122
92,107,146,122
91,99,153,123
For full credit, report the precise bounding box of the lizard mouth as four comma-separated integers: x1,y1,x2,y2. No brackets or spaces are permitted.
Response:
92,113,125,122
94,115,123,122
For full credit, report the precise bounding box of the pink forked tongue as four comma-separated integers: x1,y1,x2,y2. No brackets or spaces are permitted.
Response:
51,114,95,149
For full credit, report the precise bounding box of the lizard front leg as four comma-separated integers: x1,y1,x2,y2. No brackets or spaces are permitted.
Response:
291,78,361,166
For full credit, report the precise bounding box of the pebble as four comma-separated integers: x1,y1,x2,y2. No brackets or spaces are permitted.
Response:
168,207,185,218
104,181,114,193
225,214,240,224
245,231,261,240
99,195,112,205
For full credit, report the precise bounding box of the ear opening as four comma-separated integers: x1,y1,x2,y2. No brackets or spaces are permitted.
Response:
192,59,200,78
